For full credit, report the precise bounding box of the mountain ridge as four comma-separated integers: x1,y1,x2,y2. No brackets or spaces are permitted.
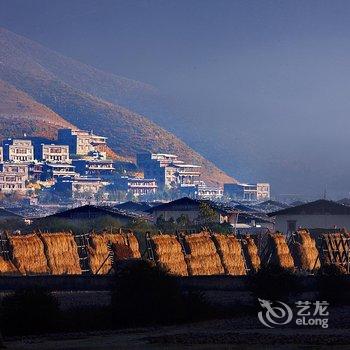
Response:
0,27,236,185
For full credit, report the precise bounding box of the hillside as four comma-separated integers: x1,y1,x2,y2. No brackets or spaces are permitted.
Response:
0,27,236,185
0,79,73,139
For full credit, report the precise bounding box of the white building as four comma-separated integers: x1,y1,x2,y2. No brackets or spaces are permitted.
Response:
224,182,271,201
55,176,103,199
137,152,201,189
268,199,350,233
3,139,34,163
0,163,29,193
196,183,223,200
127,178,158,196
41,144,70,163
58,129,107,158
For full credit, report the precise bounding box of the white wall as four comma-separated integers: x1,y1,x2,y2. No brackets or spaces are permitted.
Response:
275,214,350,233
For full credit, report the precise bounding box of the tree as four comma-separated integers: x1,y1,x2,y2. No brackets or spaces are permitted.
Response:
197,202,217,224
156,214,166,228
176,214,190,227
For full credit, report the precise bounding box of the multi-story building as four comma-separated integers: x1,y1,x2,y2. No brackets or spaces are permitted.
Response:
137,153,173,188
115,175,158,196
41,163,77,181
55,176,102,199
224,182,271,201
196,183,224,200
0,163,29,193
256,183,271,200
72,159,115,179
40,144,70,164
137,152,201,189
57,129,107,158
126,178,158,196
3,139,34,163
172,163,201,188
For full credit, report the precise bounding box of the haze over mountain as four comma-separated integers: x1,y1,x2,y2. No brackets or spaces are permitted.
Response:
0,27,234,185
2,0,350,198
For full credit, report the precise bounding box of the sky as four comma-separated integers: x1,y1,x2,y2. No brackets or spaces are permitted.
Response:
1,0,350,200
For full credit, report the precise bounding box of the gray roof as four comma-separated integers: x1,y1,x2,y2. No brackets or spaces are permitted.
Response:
267,199,350,216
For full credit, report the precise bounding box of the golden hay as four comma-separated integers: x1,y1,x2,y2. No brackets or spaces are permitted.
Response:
111,243,134,260
9,234,50,275
268,233,294,269
184,232,224,276
151,234,188,276
88,233,125,274
212,234,246,275
0,256,20,275
125,233,141,258
243,235,261,272
40,232,82,275
293,230,320,270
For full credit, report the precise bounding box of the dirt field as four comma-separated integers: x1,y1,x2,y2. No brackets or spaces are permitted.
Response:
5,306,350,349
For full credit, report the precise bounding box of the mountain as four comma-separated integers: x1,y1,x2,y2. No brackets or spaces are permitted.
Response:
0,79,73,139
0,27,235,185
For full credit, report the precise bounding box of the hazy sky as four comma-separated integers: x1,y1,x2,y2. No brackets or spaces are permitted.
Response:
1,0,350,199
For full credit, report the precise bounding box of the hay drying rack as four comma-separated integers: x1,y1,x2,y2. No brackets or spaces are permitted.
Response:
317,233,350,273
74,232,91,274
0,231,11,261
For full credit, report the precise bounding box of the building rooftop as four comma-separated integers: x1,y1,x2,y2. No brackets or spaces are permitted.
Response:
0,207,23,218
172,163,201,168
152,153,177,158
254,200,290,213
148,197,237,215
114,201,152,213
267,199,350,216
46,163,75,168
39,204,149,221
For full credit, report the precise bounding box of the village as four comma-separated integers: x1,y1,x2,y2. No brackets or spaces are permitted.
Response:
2,1,350,348
0,128,271,221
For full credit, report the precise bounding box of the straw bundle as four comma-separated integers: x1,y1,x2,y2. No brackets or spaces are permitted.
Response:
0,256,20,275
293,230,320,270
268,233,294,269
212,234,246,275
88,233,125,274
40,232,82,275
111,243,134,260
243,235,261,272
184,232,224,275
9,234,50,275
151,234,188,276
125,232,141,258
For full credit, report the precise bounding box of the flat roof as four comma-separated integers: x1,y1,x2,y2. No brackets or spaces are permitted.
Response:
47,163,75,168
173,163,201,168
152,153,178,157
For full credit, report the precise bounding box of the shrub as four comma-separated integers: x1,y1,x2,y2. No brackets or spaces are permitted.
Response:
1,288,59,335
111,260,209,326
247,264,299,302
316,264,350,304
